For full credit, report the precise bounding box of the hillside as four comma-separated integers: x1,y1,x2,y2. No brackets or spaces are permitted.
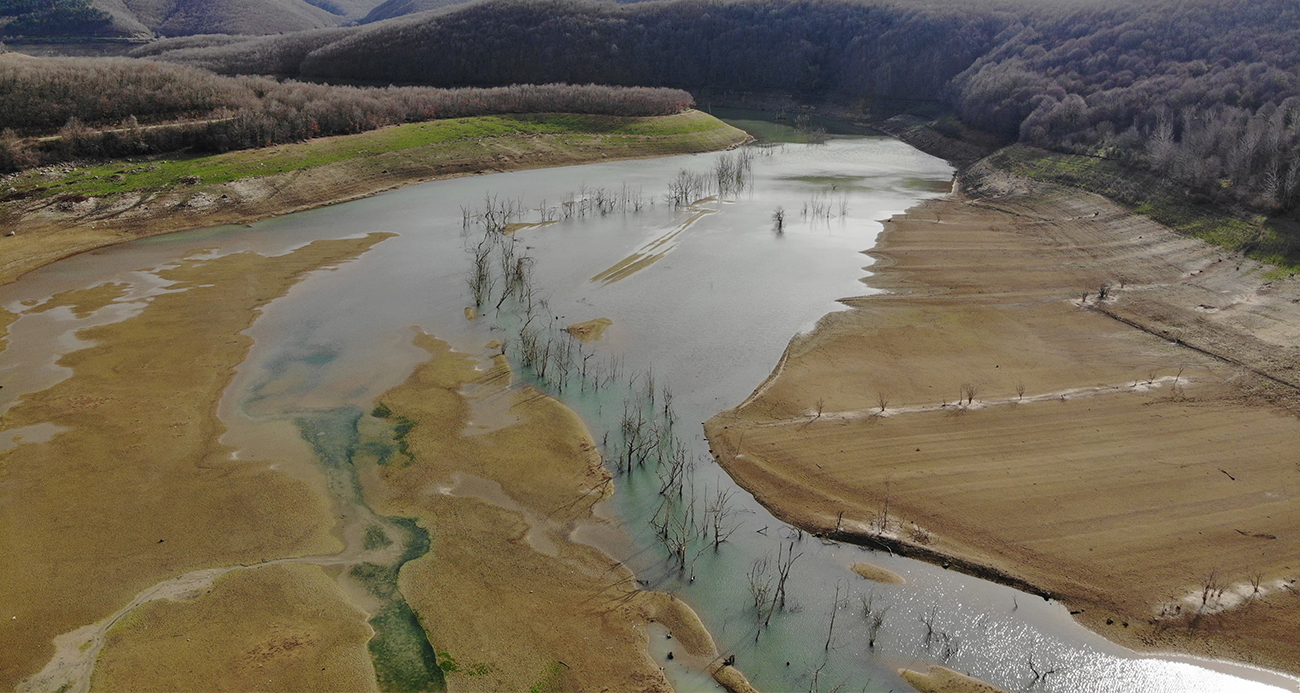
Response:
80,0,389,37
0,0,117,38
359,0,472,23
145,0,1300,229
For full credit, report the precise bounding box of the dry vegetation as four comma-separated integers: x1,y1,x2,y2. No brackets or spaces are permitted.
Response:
706,167,1300,674
91,564,378,692
1,0,385,39
0,54,696,172
144,0,1300,227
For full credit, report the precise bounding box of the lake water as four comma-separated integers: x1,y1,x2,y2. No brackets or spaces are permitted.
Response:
3,134,1295,693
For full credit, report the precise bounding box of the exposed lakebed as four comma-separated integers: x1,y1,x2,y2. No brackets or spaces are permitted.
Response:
2,133,1294,692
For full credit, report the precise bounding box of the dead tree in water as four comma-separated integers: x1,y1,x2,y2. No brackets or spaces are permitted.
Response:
666,168,710,207
764,541,802,626
860,593,890,649
825,580,847,650
467,234,495,307
748,554,774,614
919,605,939,649
706,487,742,548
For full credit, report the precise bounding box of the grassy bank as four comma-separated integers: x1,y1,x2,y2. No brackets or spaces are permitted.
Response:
0,110,748,286
986,144,1300,276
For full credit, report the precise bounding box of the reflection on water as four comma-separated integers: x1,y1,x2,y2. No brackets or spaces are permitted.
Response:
1,137,1293,693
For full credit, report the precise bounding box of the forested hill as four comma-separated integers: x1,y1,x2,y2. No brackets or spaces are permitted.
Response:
143,0,1300,215
0,0,392,39
358,0,474,24
0,0,116,37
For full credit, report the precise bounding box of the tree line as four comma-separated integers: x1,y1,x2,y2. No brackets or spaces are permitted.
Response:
144,0,1300,215
0,55,693,171
0,0,111,38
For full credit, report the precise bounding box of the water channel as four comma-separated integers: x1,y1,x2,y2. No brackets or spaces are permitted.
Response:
3,119,1296,693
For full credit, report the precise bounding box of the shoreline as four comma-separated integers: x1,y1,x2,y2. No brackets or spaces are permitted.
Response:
360,333,755,692
1,236,393,691
705,161,1300,681
0,110,750,288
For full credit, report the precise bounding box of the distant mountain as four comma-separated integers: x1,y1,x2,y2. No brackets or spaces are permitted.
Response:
85,0,389,37
146,0,1300,216
358,0,649,23
0,0,117,38
359,0,473,24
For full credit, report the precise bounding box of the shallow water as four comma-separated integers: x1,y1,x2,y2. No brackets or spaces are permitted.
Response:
2,136,1295,693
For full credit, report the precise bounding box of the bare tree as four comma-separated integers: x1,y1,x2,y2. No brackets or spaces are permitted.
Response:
876,479,891,534
748,554,774,612
1027,654,1059,687
860,593,890,649
765,541,803,624
706,488,743,548
1172,365,1187,398
825,580,847,650
919,606,939,648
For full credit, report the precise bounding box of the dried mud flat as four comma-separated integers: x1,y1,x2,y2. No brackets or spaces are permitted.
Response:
0,115,755,693
706,161,1300,676
0,236,390,691
359,332,751,692
0,240,749,691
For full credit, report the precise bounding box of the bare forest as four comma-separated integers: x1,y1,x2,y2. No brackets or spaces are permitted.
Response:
139,0,1300,216
0,56,694,170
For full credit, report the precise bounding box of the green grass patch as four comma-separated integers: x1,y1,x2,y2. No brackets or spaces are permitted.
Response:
365,599,444,693
708,106,879,143
528,661,567,693
364,524,394,551
435,652,494,678
295,408,442,692
352,516,440,693
7,111,732,200
989,144,1300,272
391,415,417,458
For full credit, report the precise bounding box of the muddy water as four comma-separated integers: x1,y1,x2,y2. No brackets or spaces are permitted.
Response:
2,135,1295,693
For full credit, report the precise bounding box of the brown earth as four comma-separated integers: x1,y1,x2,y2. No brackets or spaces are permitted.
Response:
24,282,130,318
900,665,1006,693
90,564,378,692
851,562,905,585
566,317,612,343
0,234,391,690
0,114,750,693
0,307,14,351
360,333,747,691
705,162,1300,675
